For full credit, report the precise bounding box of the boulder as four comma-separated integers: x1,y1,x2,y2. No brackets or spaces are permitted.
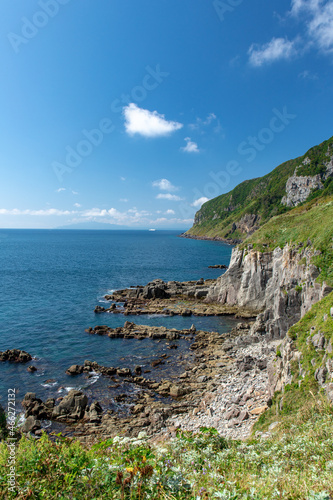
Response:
181,309,192,317
117,368,132,377
94,306,106,313
169,385,185,398
27,365,37,372
87,402,103,423
66,364,84,375
250,405,268,415
0,349,32,363
21,416,41,434
52,390,88,421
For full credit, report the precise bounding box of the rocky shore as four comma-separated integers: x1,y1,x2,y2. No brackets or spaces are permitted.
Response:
19,320,276,445
178,232,242,245
94,278,255,318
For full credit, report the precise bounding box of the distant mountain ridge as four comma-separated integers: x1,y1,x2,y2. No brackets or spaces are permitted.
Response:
186,136,333,241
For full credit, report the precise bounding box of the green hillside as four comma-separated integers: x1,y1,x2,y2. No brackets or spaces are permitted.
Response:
187,136,333,240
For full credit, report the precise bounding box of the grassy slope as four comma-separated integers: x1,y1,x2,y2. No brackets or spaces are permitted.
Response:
242,196,333,286
188,136,333,239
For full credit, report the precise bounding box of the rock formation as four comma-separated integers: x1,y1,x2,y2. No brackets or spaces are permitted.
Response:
207,244,332,339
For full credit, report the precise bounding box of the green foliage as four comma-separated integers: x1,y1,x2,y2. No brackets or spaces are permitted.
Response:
188,136,333,240
1,415,333,499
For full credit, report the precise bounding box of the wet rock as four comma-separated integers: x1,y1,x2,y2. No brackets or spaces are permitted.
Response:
94,306,106,313
117,368,132,377
27,365,37,372
0,349,32,363
134,365,142,375
66,364,84,375
151,359,164,368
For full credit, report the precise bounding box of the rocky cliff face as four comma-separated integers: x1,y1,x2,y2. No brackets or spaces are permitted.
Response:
281,155,333,207
207,244,332,339
267,305,333,403
281,174,324,207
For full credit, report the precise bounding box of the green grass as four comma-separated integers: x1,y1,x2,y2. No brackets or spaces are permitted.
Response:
242,196,333,286
1,418,333,499
188,136,333,240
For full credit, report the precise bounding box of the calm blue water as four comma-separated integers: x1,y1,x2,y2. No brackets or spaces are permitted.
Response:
0,230,235,408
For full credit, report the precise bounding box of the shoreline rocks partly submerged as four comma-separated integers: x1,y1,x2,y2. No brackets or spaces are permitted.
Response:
20,321,276,444
0,349,32,363
94,278,256,318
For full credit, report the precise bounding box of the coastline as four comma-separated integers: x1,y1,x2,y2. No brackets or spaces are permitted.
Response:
178,232,242,245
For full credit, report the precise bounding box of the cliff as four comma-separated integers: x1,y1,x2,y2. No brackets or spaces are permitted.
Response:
207,197,333,339
188,135,333,240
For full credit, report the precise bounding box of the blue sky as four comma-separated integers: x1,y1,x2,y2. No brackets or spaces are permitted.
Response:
0,0,332,229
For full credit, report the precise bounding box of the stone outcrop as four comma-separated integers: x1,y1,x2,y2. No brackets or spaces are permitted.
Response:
207,244,332,339
0,349,32,363
281,155,333,207
281,174,324,207
108,278,216,302
227,214,260,237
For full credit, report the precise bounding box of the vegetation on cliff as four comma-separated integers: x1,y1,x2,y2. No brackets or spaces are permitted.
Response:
243,196,333,286
187,136,333,240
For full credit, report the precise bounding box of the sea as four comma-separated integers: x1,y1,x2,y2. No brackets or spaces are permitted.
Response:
0,229,237,416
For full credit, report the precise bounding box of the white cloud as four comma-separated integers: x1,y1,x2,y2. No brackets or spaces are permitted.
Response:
119,198,128,202
0,208,76,216
189,113,218,131
290,0,333,52
120,176,126,181
181,137,200,153
152,178,178,191
74,203,81,208
250,1,333,68
156,193,183,201
123,103,183,138
191,197,210,208
0,205,193,228
298,69,318,79
248,37,297,66
56,188,66,192
72,190,79,195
